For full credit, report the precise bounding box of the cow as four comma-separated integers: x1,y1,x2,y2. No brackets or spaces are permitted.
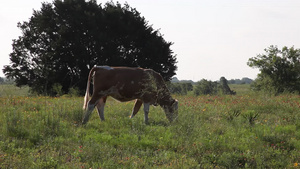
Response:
82,66,178,124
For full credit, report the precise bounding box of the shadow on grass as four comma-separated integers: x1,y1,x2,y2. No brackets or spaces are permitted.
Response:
148,120,169,127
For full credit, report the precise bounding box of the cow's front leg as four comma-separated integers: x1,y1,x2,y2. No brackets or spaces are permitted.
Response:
143,103,150,124
130,99,143,119
96,96,107,121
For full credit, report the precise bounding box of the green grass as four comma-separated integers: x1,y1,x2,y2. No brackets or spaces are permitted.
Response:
0,84,30,97
0,86,300,168
229,84,251,95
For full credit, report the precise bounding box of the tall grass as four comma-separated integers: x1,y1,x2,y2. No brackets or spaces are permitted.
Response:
0,84,30,97
0,88,299,168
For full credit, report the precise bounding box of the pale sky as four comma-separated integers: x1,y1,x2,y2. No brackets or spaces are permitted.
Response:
1,0,300,81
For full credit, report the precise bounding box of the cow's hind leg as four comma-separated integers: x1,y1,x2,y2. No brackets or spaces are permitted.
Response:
143,103,150,124
130,99,143,119
82,95,102,124
96,96,107,121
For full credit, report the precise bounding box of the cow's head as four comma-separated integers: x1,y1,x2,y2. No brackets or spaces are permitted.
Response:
163,99,178,122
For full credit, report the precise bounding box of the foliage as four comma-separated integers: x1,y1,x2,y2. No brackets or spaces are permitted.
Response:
250,73,275,93
0,77,4,84
194,79,218,95
52,83,63,97
68,87,80,97
248,45,300,95
194,77,235,96
228,77,253,84
0,90,299,168
171,77,195,84
242,110,259,125
3,0,177,96
0,77,15,84
168,82,193,95
219,77,236,95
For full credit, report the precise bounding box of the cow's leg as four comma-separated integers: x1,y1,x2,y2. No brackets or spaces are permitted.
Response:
143,103,150,124
82,95,102,124
130,99,143,119
96,96,107,121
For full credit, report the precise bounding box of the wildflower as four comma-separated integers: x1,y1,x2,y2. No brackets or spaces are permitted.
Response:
294,163,298,167
79,145,83,152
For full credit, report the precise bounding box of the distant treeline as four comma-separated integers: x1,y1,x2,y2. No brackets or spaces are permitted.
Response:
171,77,253,84
0,76,253,85
0,77,14,84
169,77,240,95
167,82,193,95
228,78,253,84
1,76,251,96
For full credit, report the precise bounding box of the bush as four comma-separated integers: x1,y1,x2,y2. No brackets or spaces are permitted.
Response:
194,77,235,96
68,87,80,97
248,46,300,95
52,83,63,96
168,83,193,95
194,79,218,95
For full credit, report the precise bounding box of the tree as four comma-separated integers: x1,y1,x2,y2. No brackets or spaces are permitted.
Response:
247,45,300,94
3,0,177,95
219,77,236,95
168,82,193,95
193,79,218,96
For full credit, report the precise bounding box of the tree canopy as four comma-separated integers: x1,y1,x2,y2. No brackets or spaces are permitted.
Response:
248,45,300,94
3,0,177,95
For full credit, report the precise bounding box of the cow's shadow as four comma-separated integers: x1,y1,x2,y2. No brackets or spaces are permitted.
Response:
147,120,169,127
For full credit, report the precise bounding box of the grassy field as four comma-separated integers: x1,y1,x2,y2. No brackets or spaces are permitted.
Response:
229,84,251,95
0,84,299,168
0,84,30,97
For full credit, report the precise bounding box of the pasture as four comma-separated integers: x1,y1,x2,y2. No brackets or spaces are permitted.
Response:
0,84,299,168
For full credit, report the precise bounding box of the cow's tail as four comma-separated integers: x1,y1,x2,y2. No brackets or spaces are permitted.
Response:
83,67,95,110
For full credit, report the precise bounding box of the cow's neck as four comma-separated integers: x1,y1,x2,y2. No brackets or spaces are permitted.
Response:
157,88,174,106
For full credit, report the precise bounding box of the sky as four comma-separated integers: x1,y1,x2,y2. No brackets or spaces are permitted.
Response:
1,0,300,81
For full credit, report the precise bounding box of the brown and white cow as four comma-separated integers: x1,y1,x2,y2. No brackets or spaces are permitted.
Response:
82,66,178,124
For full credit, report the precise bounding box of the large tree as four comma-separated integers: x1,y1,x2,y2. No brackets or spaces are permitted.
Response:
248,45,300,94
3,0,177,95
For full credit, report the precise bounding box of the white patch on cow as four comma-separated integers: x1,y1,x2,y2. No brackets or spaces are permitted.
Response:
131,81,134,84
96,66,113,70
